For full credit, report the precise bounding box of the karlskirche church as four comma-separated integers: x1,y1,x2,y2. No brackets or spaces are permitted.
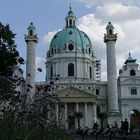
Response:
24,6,140,129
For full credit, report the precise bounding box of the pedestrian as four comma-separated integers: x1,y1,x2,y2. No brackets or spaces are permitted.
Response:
124,118,129,135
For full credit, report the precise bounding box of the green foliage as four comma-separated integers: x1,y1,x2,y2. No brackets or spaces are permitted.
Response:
0,22,24,77
0,22,24,102
75,111,83,129
0,121,73,140
75,111,83,119
97,112,107,128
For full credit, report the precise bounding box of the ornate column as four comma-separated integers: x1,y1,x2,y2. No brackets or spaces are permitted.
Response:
25,22,38,100
76,102,79,112
84,102,87,126
104,22,119,114
76,102,79,128
93,103,97,122
64,103,68,129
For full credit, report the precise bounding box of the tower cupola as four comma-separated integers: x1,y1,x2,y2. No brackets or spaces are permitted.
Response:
124,52,137,64
65,6,76,28
28,22,36,37
104,22,117,43
106,21,114,35
25,22,38,43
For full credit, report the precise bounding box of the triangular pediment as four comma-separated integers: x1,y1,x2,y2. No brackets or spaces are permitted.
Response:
121,77,140,85
56,86,96,99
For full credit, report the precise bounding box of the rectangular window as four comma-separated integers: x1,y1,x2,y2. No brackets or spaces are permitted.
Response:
131,88,137,95
96,89,99,95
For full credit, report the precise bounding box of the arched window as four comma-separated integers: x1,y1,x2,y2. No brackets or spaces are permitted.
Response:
97,106,100,114
68,63,74,76
51,48,53,54
69,19,72,27
89,66,92,78
109,29,112,35
29,30,33,36
66,20,68,27
130,69,136,76
89,48,91,54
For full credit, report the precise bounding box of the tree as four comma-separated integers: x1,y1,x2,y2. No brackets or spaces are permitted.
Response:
0,22,24,100
97,112,107,128
0,22,24,77
75,111,83,129
0,22,24,103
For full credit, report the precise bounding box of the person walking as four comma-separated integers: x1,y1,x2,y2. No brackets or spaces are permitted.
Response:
124,118,129,135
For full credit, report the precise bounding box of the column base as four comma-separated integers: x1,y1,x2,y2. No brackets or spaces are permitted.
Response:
107,112,122,127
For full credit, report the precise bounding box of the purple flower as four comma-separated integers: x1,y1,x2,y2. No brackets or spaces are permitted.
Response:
55,77,59,80
37,68,42,72
27,73,31,77
50,81,54,85
27,84,33,88
27,88,30,92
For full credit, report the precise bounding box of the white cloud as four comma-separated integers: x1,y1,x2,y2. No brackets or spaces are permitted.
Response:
77,13,127,80
95,3,140,23
43,30,59,49
75,0,140,8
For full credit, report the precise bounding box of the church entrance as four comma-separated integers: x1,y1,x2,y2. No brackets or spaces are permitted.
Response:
67,103,76,129
68,115,75,129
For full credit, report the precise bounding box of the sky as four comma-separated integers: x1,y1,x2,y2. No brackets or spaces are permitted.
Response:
1,0,140,81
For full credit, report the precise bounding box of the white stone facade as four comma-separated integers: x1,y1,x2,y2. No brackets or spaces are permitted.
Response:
25,9,140,129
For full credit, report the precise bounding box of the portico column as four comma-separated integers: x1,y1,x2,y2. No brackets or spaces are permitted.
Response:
76,102,79,112
64,103,68,129
84,102,87,126
76,102,79,128
93,103,97,122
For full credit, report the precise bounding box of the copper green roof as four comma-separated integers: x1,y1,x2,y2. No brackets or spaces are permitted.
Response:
124,52,136,64
50,27,92,50
67,6,75,16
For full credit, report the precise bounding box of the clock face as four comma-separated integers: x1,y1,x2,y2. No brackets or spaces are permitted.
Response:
68,44,74,51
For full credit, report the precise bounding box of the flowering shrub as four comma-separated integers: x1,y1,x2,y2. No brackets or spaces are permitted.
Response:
0,72,73,140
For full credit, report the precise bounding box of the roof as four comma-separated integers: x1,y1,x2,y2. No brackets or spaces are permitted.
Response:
124,52,136,64
106,21,114,29
28,22,36,30
50,27,92,51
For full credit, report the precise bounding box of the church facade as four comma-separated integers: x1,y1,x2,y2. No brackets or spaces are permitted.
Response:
25,7,140,129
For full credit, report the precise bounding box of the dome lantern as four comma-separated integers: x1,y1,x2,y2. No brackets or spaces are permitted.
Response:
65,6,76,28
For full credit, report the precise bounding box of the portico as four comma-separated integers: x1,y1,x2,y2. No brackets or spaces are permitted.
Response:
55,86,97,129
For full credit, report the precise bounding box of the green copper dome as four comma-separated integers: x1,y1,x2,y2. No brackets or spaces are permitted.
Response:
50,27,92,51
48,6,94,56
